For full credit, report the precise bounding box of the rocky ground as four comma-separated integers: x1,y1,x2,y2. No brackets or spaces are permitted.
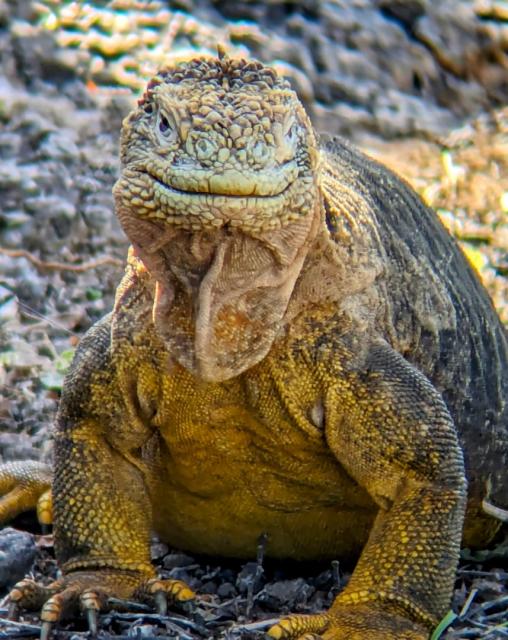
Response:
0,1,507,638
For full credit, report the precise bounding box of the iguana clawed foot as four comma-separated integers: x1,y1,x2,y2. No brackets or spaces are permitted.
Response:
267,604,430,639
6,571,195,639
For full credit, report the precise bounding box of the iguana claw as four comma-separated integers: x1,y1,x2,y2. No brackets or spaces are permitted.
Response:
40,621,52,640
137,577,195,615
81,589,101,635
154,590,167,615
7,602,18,621
85,607,98,636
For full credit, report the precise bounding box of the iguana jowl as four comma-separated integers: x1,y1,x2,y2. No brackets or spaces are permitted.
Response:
1,55,507,640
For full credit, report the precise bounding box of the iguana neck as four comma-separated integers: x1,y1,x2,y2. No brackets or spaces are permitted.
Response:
126,198,322,382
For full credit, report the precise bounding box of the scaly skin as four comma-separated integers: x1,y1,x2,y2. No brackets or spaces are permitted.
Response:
1,55,507,639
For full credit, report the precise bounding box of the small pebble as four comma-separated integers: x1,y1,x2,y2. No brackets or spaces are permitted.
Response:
217,581,237,598
127,624,158,638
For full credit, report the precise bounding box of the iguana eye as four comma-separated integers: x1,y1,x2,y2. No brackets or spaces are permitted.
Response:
155,110,177,144
158,114,171,136
285,123,298,144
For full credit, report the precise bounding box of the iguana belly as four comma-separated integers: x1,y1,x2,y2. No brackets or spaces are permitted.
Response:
152,484,375,560
145,353,376,560
150,421,376,560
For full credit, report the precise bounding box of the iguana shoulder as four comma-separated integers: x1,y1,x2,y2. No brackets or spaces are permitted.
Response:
318,136,508,515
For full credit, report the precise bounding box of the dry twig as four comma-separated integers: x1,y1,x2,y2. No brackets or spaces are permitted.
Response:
0,247,123,272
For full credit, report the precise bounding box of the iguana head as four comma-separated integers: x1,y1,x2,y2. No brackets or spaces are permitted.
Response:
114,55,322,381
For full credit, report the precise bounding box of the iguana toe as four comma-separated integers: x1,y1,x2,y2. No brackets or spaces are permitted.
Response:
136,577,195,615
267,612,331,638
7,578,58,614
36,489,53,527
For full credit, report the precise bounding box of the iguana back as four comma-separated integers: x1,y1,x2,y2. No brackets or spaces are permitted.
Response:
321,137,508,517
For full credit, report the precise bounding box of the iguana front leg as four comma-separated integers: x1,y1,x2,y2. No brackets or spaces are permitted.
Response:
5,323,194,636
7,414,193,636
269,339,467,640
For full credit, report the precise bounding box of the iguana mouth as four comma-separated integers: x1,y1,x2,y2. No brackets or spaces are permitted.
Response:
148,172,295,200
115,168,317,232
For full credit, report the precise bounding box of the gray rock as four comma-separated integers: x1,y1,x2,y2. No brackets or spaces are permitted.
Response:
74,175,103,194
127,624,158,638
374,89,457,137
0,434,42,461
257,578,315,610
2,210,31,228
201,580,217,594
14,112,55,144
0,161,22,188
24,195,76,219
217,581,237,598
0,132,22,158
150,540,169,560
235,561,265,595
81,202,115,230
38,130,79,162
0,285,17,322
0,527,36,588
162,552,195,569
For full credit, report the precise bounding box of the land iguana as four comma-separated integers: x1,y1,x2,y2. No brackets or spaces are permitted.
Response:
1,54,507,640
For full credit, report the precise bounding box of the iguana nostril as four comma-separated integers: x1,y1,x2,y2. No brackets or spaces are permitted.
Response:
251,141,270,163
195,138,216,160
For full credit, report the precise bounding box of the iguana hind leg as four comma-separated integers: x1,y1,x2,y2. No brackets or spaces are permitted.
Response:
0,461,52,526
